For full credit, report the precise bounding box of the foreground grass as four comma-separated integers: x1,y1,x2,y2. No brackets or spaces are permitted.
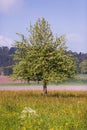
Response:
0,91,87,130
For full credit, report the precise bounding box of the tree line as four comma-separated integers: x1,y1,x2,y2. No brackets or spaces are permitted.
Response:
0,46,87,75
0,46,16,75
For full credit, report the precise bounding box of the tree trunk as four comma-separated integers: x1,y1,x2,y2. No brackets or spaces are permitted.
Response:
27,77,30,84
37,80,39,84
43,80,47,95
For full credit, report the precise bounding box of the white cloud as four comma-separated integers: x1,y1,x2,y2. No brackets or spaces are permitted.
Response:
0,35,14,47
0,0,24,13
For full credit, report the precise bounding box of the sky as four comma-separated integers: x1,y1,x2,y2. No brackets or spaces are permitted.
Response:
0,0,87,53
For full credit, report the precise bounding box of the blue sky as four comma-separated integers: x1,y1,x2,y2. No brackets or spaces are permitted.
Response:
0,0,87,53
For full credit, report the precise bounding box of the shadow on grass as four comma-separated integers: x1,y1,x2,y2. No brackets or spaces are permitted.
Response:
47,91,87,98
15,90,87,98
0,90,87,98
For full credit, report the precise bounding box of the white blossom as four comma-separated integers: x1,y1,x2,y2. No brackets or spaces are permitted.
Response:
20,107,38,120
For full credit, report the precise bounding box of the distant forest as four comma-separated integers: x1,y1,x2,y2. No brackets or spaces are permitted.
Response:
0,46,87,75
0,46,16,75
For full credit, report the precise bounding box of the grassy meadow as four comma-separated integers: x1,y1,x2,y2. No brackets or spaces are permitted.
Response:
0,90,87,130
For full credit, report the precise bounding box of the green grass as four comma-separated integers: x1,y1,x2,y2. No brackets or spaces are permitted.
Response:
0,91,87,130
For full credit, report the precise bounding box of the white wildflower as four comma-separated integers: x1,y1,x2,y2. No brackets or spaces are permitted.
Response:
20,107,38,120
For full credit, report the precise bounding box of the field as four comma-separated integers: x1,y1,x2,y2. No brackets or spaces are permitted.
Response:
0,91,87,130
0,74,87,86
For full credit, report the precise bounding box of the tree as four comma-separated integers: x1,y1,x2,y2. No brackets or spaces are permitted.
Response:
79,60,87,74
13,18,76,94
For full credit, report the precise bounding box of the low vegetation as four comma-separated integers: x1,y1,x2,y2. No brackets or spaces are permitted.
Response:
0,91,87,130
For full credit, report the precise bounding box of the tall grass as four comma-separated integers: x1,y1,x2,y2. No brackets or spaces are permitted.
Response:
0,90,87,130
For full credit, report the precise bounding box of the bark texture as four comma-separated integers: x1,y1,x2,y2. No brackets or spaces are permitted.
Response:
43,80,47,95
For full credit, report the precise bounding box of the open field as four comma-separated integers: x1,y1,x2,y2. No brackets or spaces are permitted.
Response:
0,85,87,91
0,91,87,130
0,74,87,85
0,74,87,91
0,76,25,84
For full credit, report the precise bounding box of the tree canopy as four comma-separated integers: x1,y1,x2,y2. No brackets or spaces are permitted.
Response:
13,18,76,94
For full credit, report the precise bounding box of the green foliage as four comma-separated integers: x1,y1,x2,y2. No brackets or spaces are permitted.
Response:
0,47,15,75
79,60,87,74
67,51,87,73
13,18,76,88
0,91,87,130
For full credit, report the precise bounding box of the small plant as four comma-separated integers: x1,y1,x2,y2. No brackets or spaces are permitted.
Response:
19,107,40,129
20,107,38,120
